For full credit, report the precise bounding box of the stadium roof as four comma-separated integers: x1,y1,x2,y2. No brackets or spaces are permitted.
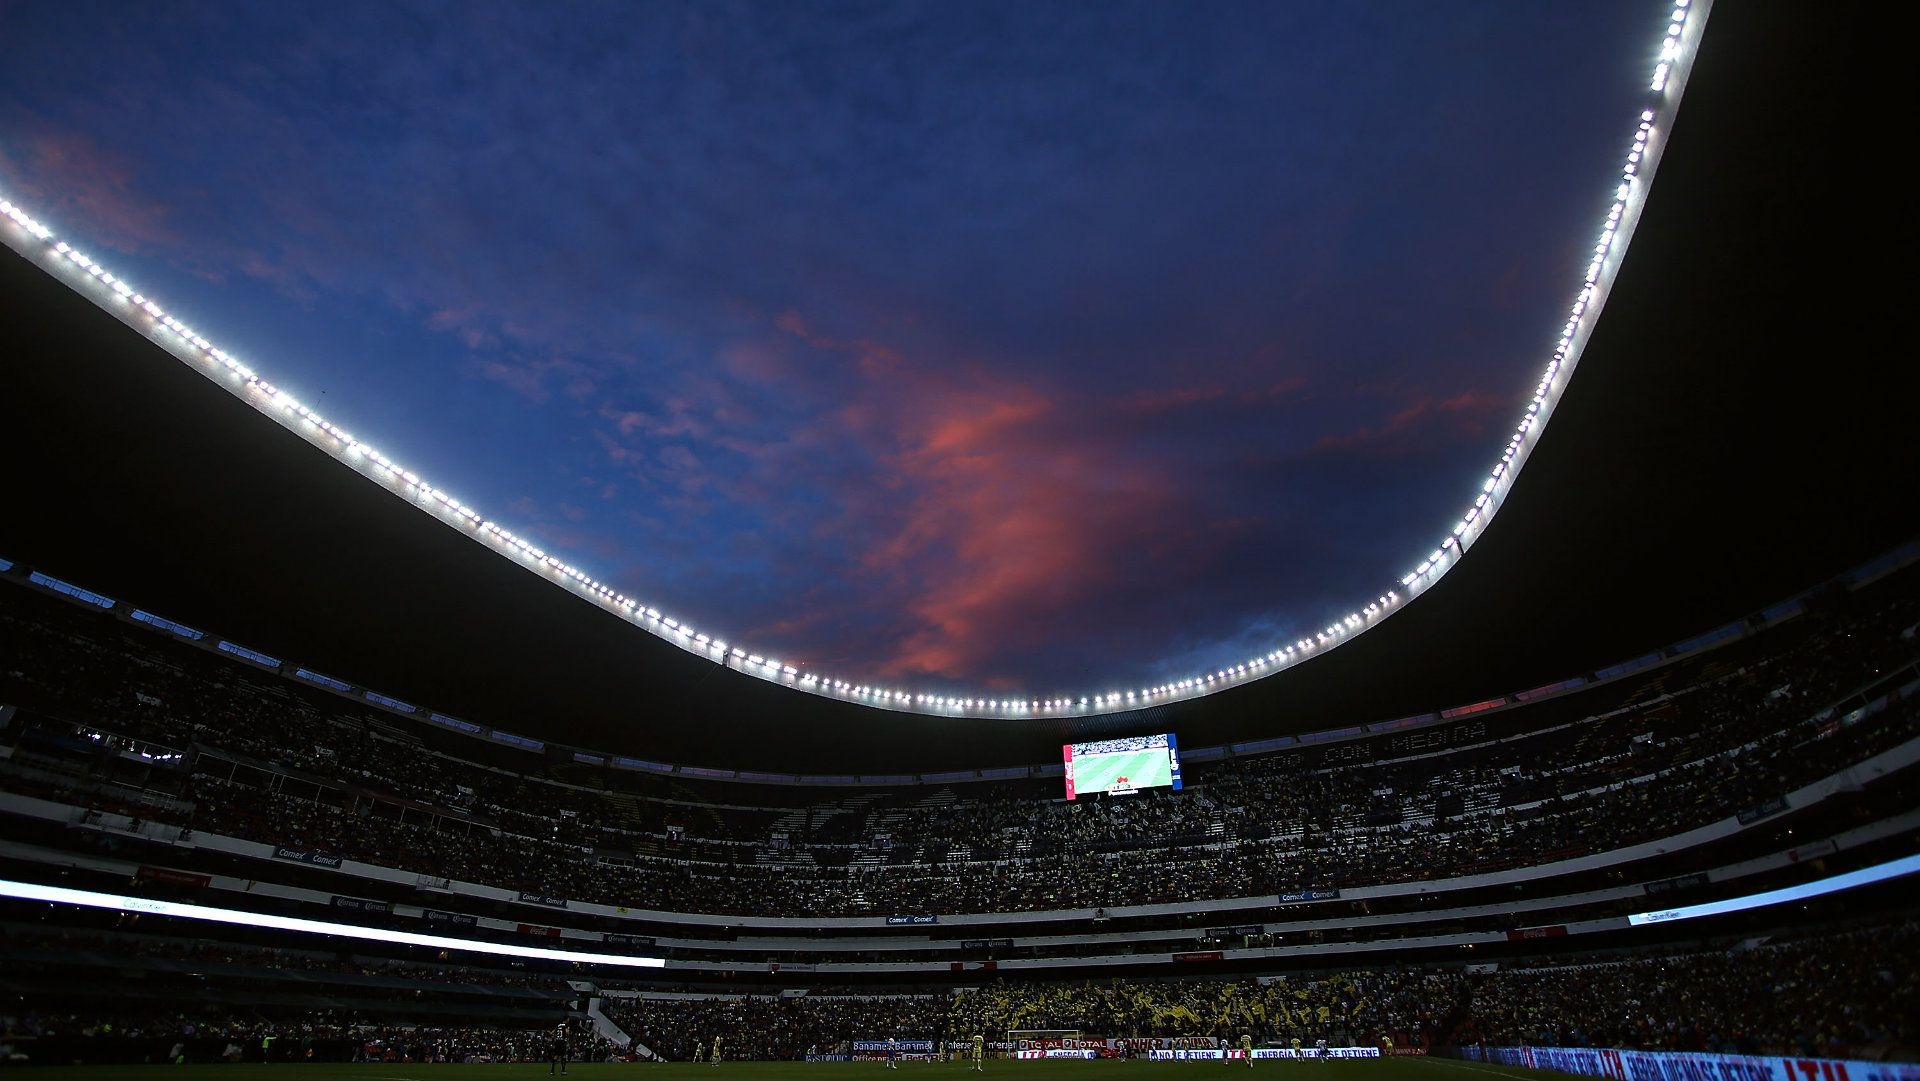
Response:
0,0,1911,774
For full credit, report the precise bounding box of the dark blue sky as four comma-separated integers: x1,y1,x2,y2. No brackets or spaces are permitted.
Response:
1,0,1670,696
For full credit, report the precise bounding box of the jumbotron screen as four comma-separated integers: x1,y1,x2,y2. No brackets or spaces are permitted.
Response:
1062,733,1183,800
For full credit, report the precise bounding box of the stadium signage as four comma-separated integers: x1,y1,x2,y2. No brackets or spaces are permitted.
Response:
272,846,343,868
421,909,478,928
1629,852,1920,927
516,923,562,938
961,938,1015,950
1209,925,1262,938
1016,1039,1109,1051
1112,1039,1218,1050
885,915,938,925
1276,889,1339,903
605,932,656,947
1736,796,1791,825
1506,924,1568,940
853,1041,934,1052
1460,1045,1919,1081
1644,872,1709,895
329,895,392,914
1146,1048,1381,1060
1172,951,1224,962
1787,838,1837,863
516,891,569,908
135,866,210,888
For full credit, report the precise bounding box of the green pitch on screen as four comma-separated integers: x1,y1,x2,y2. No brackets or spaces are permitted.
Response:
1075,749,1172,795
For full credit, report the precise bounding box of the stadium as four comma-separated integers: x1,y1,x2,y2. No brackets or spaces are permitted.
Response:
0,1,1914,1079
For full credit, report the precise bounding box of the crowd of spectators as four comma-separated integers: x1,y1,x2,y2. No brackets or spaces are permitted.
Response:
620,925,1916,1060
1,569,1916,917
1462,920,1920,1060
947,971,1463,1046
4,919,1915,1062
613,994,949,1061
0,1011,613,1064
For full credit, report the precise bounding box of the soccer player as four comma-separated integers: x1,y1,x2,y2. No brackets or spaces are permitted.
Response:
888,1037,899,1069
550,1026,569,1076
971,1034,985,1071
693,1041,705,1064
1289,1037,1301,1057
712,1035,723,1066
1314,1037,1327,1060
1239,1034,1253,1068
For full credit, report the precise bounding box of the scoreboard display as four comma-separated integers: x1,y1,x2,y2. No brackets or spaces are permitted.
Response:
1062,733,1182,800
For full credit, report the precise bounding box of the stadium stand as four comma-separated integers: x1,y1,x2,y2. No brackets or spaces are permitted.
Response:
2,555,1914,921
1459,919,1920,1057
3,920,1914,1061
1,552,1917,1068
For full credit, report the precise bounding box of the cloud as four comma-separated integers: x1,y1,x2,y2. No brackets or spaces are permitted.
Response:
474,354,599,403
739,333,1197,681
1313,389,1513,457
0,130,180,255
873,401,1172,678
0,0,1652,689
1118,385,1227,415
428,306,499,351
569,299,1519,688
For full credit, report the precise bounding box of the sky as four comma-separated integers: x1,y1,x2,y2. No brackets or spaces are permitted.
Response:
0,0,1672,697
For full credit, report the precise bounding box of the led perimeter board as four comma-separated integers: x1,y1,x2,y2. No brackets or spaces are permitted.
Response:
1062,733,1182,800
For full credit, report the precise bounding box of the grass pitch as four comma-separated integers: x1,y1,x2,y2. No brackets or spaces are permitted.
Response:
15,1058,1589,1081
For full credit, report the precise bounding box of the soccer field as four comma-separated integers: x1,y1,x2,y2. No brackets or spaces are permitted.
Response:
16,1059,1588,1081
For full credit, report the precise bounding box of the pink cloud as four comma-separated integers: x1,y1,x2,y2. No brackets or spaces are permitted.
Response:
774,307,904,377
1115,376,1306,417
474,354,597,403
790,359,1183,680
1119,385,1226,414
0,131,179,254
1313,389,1511,455
428,306,499,350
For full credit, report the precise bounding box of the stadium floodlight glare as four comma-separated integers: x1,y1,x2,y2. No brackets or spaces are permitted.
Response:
0,876,665,969
0,0,1706,720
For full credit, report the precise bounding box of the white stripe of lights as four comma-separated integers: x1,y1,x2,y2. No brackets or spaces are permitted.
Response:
1627,851,1920,927
0,0,1707,720
0,877,666,969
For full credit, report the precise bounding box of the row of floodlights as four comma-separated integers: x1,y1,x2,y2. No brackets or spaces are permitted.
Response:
1400,0,1689,593
0,0,1693,717
0,190,1408,712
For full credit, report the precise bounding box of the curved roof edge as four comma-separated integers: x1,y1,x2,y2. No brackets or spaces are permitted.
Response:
0,0,1710,721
